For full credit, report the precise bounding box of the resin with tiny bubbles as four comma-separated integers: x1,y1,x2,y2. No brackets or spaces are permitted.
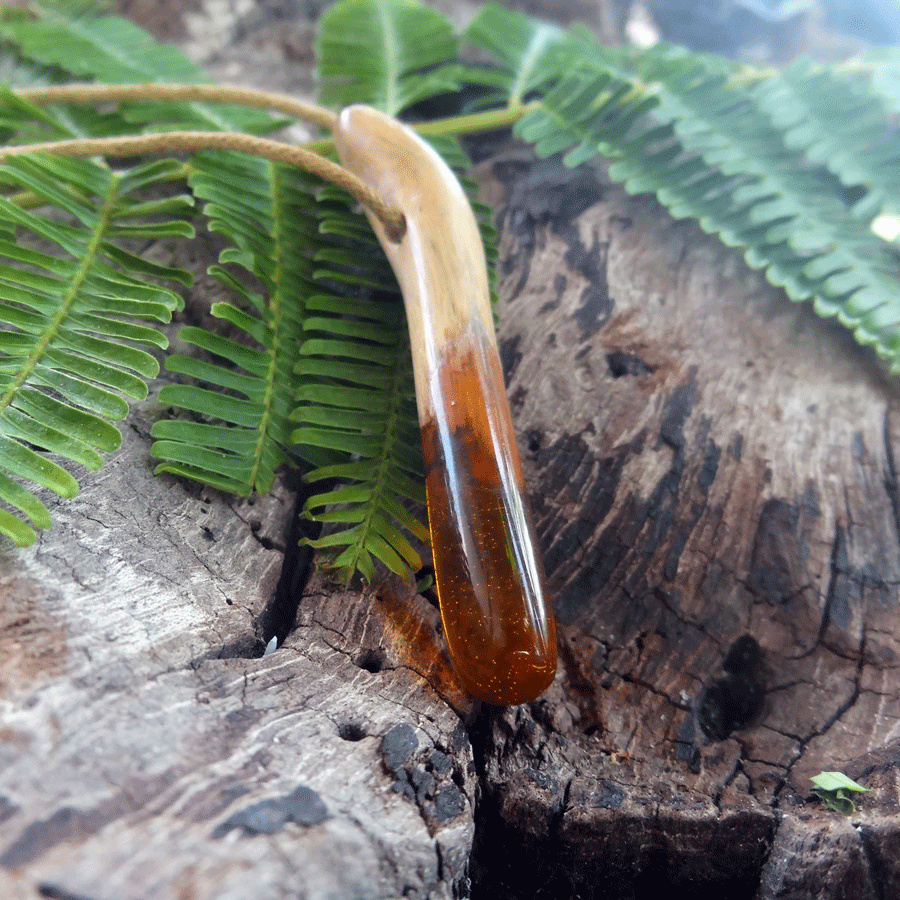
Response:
421,339,556,704
333,104,557,704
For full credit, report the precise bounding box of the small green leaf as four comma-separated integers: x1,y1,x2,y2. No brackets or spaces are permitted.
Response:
0,506,37,547
811,771,870,793
810,771,870,816
464,3,570,106
0,470,51,530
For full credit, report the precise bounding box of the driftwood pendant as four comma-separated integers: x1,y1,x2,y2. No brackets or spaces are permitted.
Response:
333,105,556,704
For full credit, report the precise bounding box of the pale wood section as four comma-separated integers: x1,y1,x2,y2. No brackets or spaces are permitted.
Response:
333,105,495,420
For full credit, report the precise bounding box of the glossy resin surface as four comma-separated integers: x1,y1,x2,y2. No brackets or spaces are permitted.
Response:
334,104,557,703
422,339,556,704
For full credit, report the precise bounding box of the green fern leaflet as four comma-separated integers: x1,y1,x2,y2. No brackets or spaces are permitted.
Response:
0,0,898,586
0,152,191,545
150,151,314,496
505,27,900,367
316,0,459,116
293,188,428,581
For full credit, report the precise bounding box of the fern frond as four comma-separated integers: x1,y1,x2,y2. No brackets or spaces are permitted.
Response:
150,151,314,495
1,7,277,134
0,152,191,545
858,46,900,118
639,47,900,356
291,196,427,582
462,3,571,109
515,37,900,369
0,83,128,151
290,130,497,582
755,60,900,219
3,12,198,84
754,58,900,221
316,0,459,116
298,2,509,581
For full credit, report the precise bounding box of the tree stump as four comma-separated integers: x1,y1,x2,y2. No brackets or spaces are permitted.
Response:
1,2,899,899
471,150,900,898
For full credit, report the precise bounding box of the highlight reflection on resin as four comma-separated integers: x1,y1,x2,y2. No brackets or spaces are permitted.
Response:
334,104,556,704
421,340,556,704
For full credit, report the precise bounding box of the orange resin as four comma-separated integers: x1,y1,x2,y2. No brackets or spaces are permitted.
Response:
332,105,556,704
421,340,556,705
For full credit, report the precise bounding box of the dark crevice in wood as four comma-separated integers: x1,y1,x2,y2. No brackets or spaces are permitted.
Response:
818,522,851,647
336,721,367,742
257,470,320,653
712,755,744,810
606,350,656,379
857,824,889,900
466,707,509,899
354,647,387,674
468,789,769,900
433,840,445,885
697,663,765,744
467,786,571,898
881,407,900,552
38,883,100,900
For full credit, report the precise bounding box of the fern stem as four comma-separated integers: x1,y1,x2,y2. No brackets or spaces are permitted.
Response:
0,132,406,241
247,160,289,493
15,83,339,131
378,0,401,116
298,103,541,157
300,138,336,155
5,190,44,209
412,102,538,137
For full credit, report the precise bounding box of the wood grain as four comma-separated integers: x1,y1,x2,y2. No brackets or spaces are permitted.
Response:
469,151,900,898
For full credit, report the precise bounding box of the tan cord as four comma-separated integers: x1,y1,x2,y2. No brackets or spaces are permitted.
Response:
15,83,339,131
0,130,406,241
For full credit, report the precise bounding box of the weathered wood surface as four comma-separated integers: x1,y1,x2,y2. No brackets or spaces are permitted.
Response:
474,152,900,897
2,1,900,899
0,252,476,900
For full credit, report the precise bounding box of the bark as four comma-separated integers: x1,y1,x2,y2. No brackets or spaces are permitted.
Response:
473,152,900,899
2,2,899,899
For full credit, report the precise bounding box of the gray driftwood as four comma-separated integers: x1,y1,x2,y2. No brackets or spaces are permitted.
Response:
2,1,900,899
0,299,475,900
